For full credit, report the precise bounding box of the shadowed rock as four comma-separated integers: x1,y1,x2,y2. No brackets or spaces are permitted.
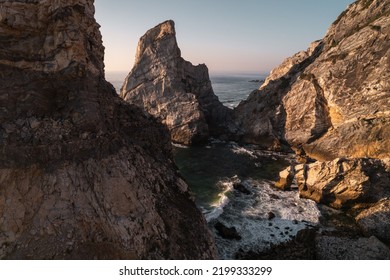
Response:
356,199,390,243
233,182,251,195
0,1,216,260
214,222,241,240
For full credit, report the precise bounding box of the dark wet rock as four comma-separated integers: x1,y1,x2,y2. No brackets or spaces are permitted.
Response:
356,199,390,243
214,222,241,240
233,182,251,195
315,235,390,260
267,212,276,220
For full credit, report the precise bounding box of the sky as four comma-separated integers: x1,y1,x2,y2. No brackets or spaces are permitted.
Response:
95,0,355,75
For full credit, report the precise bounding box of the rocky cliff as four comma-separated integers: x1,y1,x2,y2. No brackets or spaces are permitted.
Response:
121,20,232,145
0,0,216,259
240,0,390,248
234,0,389,160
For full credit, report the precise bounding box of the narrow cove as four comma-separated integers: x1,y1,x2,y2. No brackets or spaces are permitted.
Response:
173,141,323,259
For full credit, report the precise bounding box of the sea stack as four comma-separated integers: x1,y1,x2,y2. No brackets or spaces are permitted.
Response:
0,0,215,259
121,20,232,145
234,0,389,160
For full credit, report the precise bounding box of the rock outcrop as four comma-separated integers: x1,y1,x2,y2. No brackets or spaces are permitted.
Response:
275,158,390,245
241,0,390,248
356,198,390,243
0,0,216,259
120,20,232,145
315,235,390,260
295,158,390,209
237,228,390,260
234,0,390,160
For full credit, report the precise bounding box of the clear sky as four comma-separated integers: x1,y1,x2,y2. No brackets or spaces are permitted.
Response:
95,0,355,75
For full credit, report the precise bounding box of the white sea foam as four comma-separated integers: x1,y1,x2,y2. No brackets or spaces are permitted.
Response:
230,145,257,158
229,142,257,158
211,179,321,259
171,142,189,149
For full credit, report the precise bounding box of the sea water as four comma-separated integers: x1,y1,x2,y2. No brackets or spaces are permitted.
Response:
210,73,265,108
105,71,127,93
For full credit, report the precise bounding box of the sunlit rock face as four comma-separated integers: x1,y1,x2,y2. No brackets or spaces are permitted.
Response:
234,0,390,160
121,20,232,145
0,1,216,260
249,0,390,254
294,158,390,209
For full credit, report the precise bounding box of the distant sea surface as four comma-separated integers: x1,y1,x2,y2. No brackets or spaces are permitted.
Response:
105,71,266,108
210,73,265,108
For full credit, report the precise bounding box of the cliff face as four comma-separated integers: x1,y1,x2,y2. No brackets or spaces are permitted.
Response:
121,20,232,145
234,0,390,160
0,0,215,259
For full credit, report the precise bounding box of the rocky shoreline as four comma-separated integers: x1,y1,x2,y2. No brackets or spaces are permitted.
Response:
0,0,389,260
198,153,390,259
119,0,389,259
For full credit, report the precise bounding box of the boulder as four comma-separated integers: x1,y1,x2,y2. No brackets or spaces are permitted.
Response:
356,199,390,243
214,222,242,240
267,212,276,220
315,235,390,260
294,158,390,209
274,166,294,190
233,182,251,195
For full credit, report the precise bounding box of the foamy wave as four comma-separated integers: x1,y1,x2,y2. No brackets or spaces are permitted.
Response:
172,142,189,149
212,179,321,259
205,180,234,222
230,144,257,158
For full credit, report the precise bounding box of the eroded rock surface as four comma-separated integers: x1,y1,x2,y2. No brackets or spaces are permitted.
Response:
121,20,232,145
356,198,390,243
315,235,390,260
0,0,216,260
294,158,390,209
275,158,390,246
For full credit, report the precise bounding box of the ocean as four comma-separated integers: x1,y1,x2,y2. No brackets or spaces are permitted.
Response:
106,71,322,259
105,71,265,108
210,73,265,108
